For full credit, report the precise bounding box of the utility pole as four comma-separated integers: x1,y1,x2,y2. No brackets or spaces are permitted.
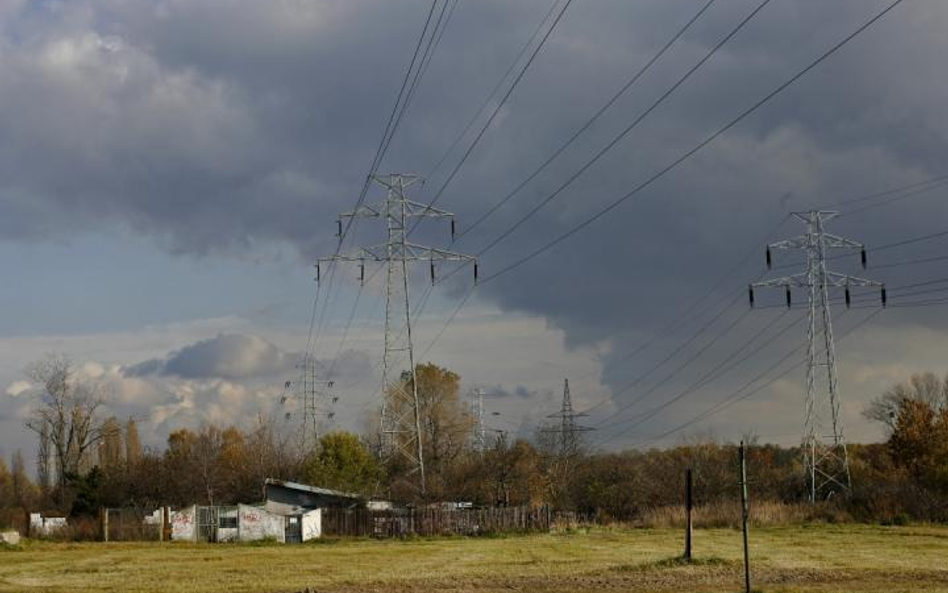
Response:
739,441,751,593
749,210,885,502
471,388,487,453
318,173,477,496
684,467,693,561
542,378,593,458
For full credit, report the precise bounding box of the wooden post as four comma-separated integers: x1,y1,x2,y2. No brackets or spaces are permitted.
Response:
739,441,752,593
684,467,693,560
101,508,109,542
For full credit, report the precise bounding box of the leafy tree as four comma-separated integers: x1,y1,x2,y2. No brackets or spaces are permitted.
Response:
306,432,380,494
887,398,948,487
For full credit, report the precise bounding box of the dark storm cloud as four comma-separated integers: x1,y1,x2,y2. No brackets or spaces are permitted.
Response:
2,0,948,444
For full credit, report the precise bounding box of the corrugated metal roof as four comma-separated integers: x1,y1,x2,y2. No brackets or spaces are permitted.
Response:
264,478,364,500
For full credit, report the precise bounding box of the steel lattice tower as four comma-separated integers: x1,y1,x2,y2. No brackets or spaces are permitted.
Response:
471,389,487,453
543,378,593,457
279,355,336,454
319,173,477,495
298,354,336,452
750,210,884,502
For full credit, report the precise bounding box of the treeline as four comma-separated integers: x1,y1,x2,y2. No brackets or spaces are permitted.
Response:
2,360,947,533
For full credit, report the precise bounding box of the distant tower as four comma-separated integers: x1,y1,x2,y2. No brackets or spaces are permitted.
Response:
280,354,337,454
471,389,487,453
543,378,593,457
750,210,885,502
319,173,477,495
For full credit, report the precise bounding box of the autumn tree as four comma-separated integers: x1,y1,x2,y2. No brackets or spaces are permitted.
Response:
384,363,472,499
125,418,142,467
864,372,948,431
306,432,381,494
887,398,948,486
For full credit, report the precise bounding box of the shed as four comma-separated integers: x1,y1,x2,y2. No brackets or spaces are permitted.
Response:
263,478,365,515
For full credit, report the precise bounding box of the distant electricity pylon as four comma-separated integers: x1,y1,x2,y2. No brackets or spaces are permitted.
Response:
749,210,885,502
471,388,487,453
542,378,593,457
318,173,477,495
298,354,336,451
279,355,337,454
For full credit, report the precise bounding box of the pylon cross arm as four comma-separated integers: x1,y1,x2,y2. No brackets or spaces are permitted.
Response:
340,205,382,219
768,235,809,251
821,233,864,250
751,272,809,289
823,271,884,288
404,242,477,262
403,199,455,219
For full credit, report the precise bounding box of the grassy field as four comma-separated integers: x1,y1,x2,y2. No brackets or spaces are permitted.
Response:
1,524,947,593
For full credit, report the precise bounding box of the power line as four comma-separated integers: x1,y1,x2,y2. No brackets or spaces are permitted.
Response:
594,307,802,447
835,176,948,216
571,215,789,403
477,0,907,286
630,308,881,450
582,290,747,420
592,306,753,430
409,0,576,233
379,0,457,164
453,0,721,244
426,0,563,181
472,0,774,258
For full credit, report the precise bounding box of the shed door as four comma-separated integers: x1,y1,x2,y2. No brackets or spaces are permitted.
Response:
284,515,302,544
197,506,218,542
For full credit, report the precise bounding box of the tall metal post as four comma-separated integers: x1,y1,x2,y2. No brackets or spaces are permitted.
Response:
319,173,477,496
750,210,885,501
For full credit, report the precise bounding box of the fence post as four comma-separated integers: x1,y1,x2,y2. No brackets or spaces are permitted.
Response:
101,508,109,542
685,467,693,561
739,441,752,593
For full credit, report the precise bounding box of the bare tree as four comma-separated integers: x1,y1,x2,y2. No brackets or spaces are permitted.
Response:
864,372,948,433
36,421,51,494
24,355,109,496
97,417,124,468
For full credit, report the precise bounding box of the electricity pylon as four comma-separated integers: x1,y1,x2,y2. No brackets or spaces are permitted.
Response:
318,173,477,495
542,378,593,457
471,388,487,453
298,354,336,452
749,210,885,502
279,355,337,454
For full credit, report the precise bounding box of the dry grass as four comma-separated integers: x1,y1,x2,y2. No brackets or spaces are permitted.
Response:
0,524,947,592
639,500,840,529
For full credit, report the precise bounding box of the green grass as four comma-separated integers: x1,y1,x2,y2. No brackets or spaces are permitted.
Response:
0,524,946,592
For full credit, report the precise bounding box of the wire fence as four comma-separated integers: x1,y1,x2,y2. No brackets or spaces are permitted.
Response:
102,507,162,541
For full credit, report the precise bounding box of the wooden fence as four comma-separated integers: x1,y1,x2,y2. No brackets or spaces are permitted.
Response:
322,505,551,538
101,507,162,541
